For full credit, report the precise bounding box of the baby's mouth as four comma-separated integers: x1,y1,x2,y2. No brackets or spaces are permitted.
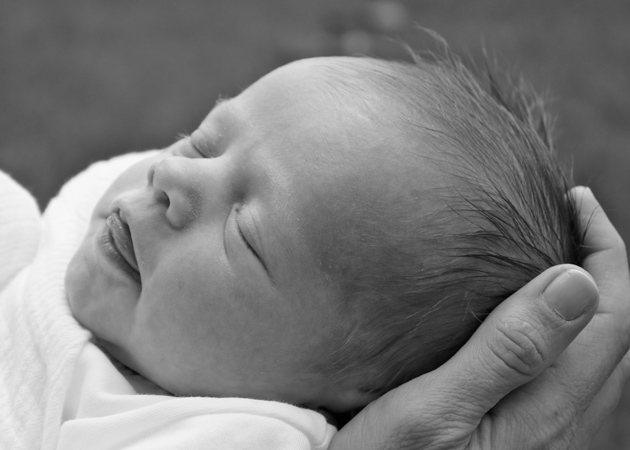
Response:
106,210,140,277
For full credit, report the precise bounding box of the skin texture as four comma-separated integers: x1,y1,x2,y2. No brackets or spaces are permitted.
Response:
330,187,630,450
65,57,440,412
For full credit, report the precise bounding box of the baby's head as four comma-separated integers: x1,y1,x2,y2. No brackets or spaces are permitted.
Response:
66,53,582,413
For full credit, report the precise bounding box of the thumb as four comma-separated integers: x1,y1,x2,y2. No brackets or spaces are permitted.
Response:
433,264,599,421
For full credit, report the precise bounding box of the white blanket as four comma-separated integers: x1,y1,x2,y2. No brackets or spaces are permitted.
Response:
0,153,335,450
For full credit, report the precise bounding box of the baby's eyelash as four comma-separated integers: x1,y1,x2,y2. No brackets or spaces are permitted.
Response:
237,222,258,257
234,208,270,276
188,137,205,156
175,132,207,157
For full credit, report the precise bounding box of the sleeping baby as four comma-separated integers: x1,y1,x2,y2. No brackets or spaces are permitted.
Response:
66,52,583,415
0,48,584,450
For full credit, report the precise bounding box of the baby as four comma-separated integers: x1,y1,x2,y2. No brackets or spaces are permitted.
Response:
65,52,582,417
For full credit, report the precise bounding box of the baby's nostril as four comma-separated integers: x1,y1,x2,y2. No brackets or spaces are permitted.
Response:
156,189,170,206
147,162,171,206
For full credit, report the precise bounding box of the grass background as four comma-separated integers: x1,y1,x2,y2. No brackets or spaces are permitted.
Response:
1,1,628,446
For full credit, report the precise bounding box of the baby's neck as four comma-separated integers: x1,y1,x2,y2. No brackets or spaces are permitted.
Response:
92,338,172,396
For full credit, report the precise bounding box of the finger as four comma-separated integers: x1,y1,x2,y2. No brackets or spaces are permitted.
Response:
568,349,630,449
552,187,630,400
570,186,629,323
428,264,599,420
571,186,629,282
487,188,630,445
583,350,630,427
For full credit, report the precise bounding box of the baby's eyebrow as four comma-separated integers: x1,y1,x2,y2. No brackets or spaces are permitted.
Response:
213,95,234,111
214,96,228,107
195,96,238,141
204,95,238,127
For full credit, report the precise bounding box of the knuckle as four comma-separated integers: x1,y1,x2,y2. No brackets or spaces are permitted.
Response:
492,318,548,378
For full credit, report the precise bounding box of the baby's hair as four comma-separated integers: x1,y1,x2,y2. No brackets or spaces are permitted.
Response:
316,49,586,394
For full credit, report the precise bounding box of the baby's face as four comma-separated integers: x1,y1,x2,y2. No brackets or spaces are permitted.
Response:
66,57,436,410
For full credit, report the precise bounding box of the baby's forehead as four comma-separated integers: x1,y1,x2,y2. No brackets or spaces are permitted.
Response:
217,56,448,272
249,58,429,148
243,57,445,219
256,57,410,114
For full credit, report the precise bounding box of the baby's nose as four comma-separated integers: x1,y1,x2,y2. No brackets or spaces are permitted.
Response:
148,156,200,228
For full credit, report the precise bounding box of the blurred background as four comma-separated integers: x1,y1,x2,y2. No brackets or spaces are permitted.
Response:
1,0,628,447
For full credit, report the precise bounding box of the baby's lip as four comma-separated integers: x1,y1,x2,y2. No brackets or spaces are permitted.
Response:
107,210,140,276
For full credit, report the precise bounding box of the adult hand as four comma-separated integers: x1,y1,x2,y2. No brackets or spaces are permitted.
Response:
331,187,630,450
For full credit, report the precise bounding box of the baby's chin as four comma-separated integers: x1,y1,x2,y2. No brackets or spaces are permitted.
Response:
64,243,92,324
64,237,110,336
